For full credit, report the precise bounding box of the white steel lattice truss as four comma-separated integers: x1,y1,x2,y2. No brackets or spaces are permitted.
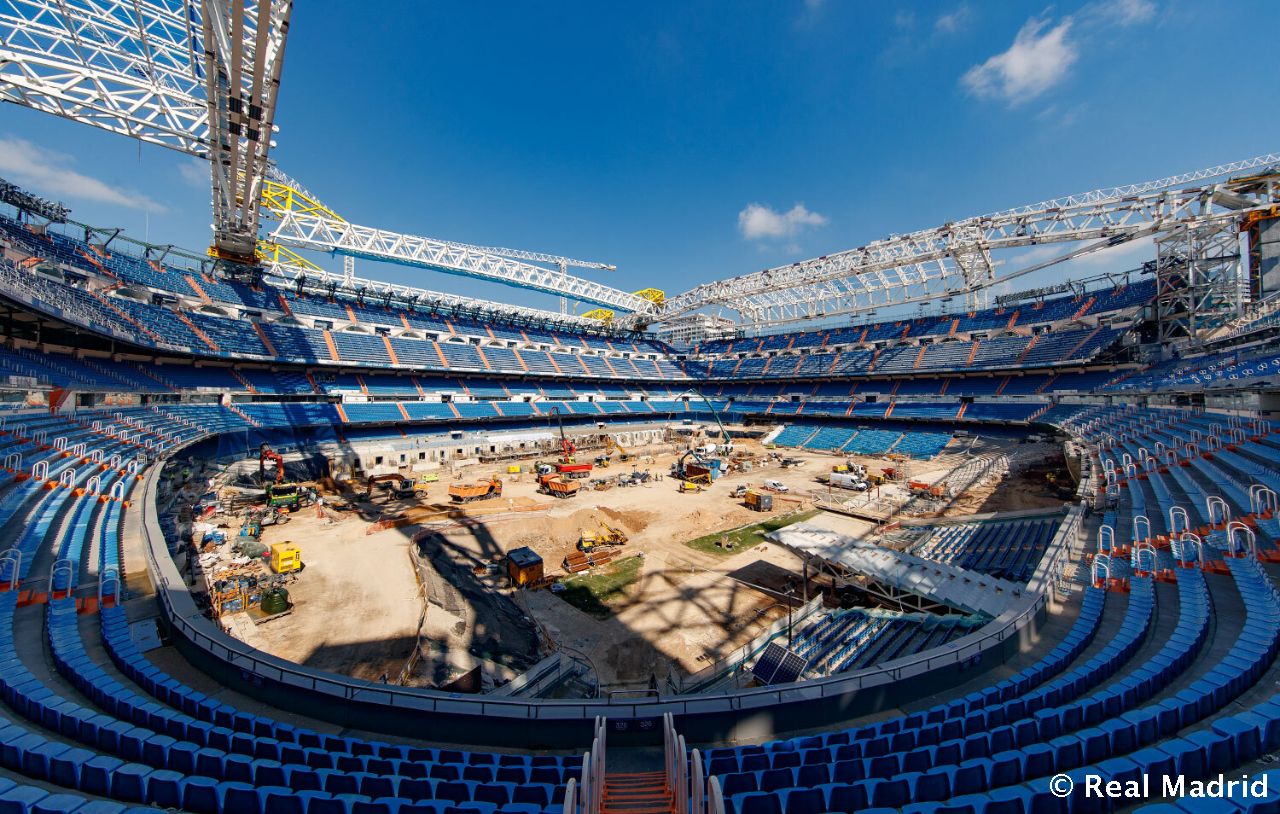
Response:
267,211,653,314
660,155,1280,328
0,0,290,261
0,0,208,153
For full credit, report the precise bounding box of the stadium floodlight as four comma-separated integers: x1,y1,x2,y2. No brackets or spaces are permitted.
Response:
0,178,70,223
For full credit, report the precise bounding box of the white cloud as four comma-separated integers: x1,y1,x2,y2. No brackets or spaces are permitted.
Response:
737,203,828,242
961,16,1078,106
177,159,208,189
0,138,165,213
935,5,972,34
1088,0,1155,26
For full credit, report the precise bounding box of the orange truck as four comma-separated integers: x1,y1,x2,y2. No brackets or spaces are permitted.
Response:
447,475,503,503
537,472,581,499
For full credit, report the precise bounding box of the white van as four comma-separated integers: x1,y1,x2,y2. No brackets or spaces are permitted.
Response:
763,479,789,493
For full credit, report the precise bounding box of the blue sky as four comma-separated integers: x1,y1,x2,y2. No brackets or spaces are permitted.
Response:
1,0,1277,319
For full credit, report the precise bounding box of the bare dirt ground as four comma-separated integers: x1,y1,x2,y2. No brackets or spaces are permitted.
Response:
228,431,1068,690
227,507,422,683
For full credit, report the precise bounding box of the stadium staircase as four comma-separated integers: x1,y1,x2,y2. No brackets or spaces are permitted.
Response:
601,771,674,814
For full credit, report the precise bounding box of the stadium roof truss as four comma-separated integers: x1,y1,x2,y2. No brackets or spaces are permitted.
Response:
0,0,648,318
661,155,1280,328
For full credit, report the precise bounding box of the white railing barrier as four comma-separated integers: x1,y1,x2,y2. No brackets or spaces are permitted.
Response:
99,567,120,607
563,779,576,814
49,559,74,596
1175,532,1203,566
1249,485,1277,516
1169,506,1190,538
1093,555,1112,585
1227,522,1257,559
1098,525,1115,553
0,549,22,590
1132,515,1151,544
1207,496,1231,526
707,776,725,814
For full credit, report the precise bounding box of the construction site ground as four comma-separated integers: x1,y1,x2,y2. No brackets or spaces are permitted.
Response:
225,431,1070,692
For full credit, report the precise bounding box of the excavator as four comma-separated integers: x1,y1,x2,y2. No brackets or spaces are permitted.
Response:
547,406,593,479
364,473,423,501
605,436,631,462
259,443,285,485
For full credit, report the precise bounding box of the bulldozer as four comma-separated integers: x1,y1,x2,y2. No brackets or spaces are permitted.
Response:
578,523,628,551
678,480,705,494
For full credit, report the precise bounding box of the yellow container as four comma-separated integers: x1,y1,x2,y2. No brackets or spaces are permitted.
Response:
270,542,303,574
507,465,522,474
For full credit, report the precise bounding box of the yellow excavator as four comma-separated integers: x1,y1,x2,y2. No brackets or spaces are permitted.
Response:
605,436,632,462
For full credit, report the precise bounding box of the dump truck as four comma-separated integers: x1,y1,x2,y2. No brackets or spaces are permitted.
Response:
447,475,503,503
537,472,580,499
744,490,774,512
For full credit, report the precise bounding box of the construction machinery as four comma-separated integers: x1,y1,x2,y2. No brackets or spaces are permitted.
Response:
259,443,285,485
832,461,867,476
679,480,705,494
364,473,422,501
547,406,593,479
673,449,720,482
265,482,308,511
605,436,632,462
745,490,774,512
269,542,303,574
537,472,581,499
447,476,504,503
684,390,733,455
238,506,288,541
579,523,628,551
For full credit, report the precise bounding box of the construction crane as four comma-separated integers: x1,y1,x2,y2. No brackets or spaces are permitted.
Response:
680,390,733,455
546,406,593,478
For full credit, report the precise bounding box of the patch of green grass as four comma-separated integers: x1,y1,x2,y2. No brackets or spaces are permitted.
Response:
556,555,644,618
684,509,821,557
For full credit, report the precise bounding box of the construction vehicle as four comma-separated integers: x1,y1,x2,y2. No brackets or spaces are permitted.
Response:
605,436,632,462
547,406,593,479
269,542,303,574
257,445,285,483
265,482,307,511
537,472,581,499
578,523,628,551
830,472,870,491
832,461,867,477
908,480,946,498
679,480,705,494
364,473,422,501
730,484,749,499
238,506,288,541
745,490,774,512
447,475,503,503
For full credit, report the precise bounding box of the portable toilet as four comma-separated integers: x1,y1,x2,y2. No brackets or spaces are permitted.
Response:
506,546,544,587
